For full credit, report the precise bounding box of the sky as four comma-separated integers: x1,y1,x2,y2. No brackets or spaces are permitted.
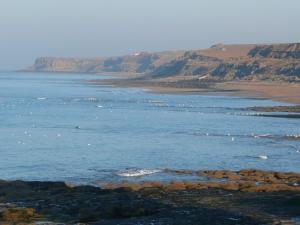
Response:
0,0,300,70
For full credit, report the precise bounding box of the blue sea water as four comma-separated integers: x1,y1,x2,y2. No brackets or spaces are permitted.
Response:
0,72,299,184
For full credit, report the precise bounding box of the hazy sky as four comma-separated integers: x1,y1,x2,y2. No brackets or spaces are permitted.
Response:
0,0,300,70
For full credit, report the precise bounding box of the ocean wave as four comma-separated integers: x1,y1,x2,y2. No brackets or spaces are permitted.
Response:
116,169,162,177
37,97,47,100
253,134,300,140
175,131,300,141
253,134,272,138
86,97,98,102
148,100,165,104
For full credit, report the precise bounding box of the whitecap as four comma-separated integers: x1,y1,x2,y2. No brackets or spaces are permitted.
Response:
37,97,47,100
257,134,272,138
253,134,272,139
148,100,164,104
258,155,268,160
116,169,161,177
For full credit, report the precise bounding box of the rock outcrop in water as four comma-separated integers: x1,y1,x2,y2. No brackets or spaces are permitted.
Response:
248,105,300,113
1,170,300,224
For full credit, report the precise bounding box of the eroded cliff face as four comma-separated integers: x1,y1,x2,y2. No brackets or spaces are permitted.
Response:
148,52,222,78
210,58,300,81
26,43,300,82
30,57,102,73
27,52,180,74
248,43,300,59
25,47,237,77
209,43,300,82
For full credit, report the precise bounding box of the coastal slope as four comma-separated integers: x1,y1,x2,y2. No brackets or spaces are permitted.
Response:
27,43,300,82
26,43,300,104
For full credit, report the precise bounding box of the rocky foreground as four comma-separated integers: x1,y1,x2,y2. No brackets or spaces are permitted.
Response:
1,170,300,225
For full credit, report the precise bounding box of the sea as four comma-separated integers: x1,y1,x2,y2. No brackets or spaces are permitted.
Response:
0,72,299,185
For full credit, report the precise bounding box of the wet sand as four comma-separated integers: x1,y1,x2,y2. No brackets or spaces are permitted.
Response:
216,81,300,104
92,76,300,105
93,78,222,94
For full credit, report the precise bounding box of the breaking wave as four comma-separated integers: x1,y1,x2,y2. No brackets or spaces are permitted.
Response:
116,169,162,177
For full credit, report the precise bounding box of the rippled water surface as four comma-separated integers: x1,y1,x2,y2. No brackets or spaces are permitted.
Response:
0,72,299,184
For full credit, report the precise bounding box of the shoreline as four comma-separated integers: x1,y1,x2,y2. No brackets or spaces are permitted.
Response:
0,169,300,224
13,70,300,105
103,169,300,192
0,74,300,224
216,81,300,105
92,76,300,105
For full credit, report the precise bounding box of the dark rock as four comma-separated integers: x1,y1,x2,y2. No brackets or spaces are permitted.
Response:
1,170,300,224
0,208,38,222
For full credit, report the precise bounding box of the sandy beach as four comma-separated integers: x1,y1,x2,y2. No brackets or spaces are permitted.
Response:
94,76,300,105
217,81,300,104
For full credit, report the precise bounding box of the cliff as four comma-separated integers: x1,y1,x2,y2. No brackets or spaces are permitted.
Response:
26,43,300,82
26,51,181,74
248,43,300,59
210,43,300,82
30,57,103,73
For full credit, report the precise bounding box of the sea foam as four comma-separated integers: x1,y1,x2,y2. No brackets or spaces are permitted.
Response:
116,169,161,177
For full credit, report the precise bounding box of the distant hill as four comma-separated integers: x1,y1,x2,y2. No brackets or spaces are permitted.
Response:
26,43,300,82
26,51,183,74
